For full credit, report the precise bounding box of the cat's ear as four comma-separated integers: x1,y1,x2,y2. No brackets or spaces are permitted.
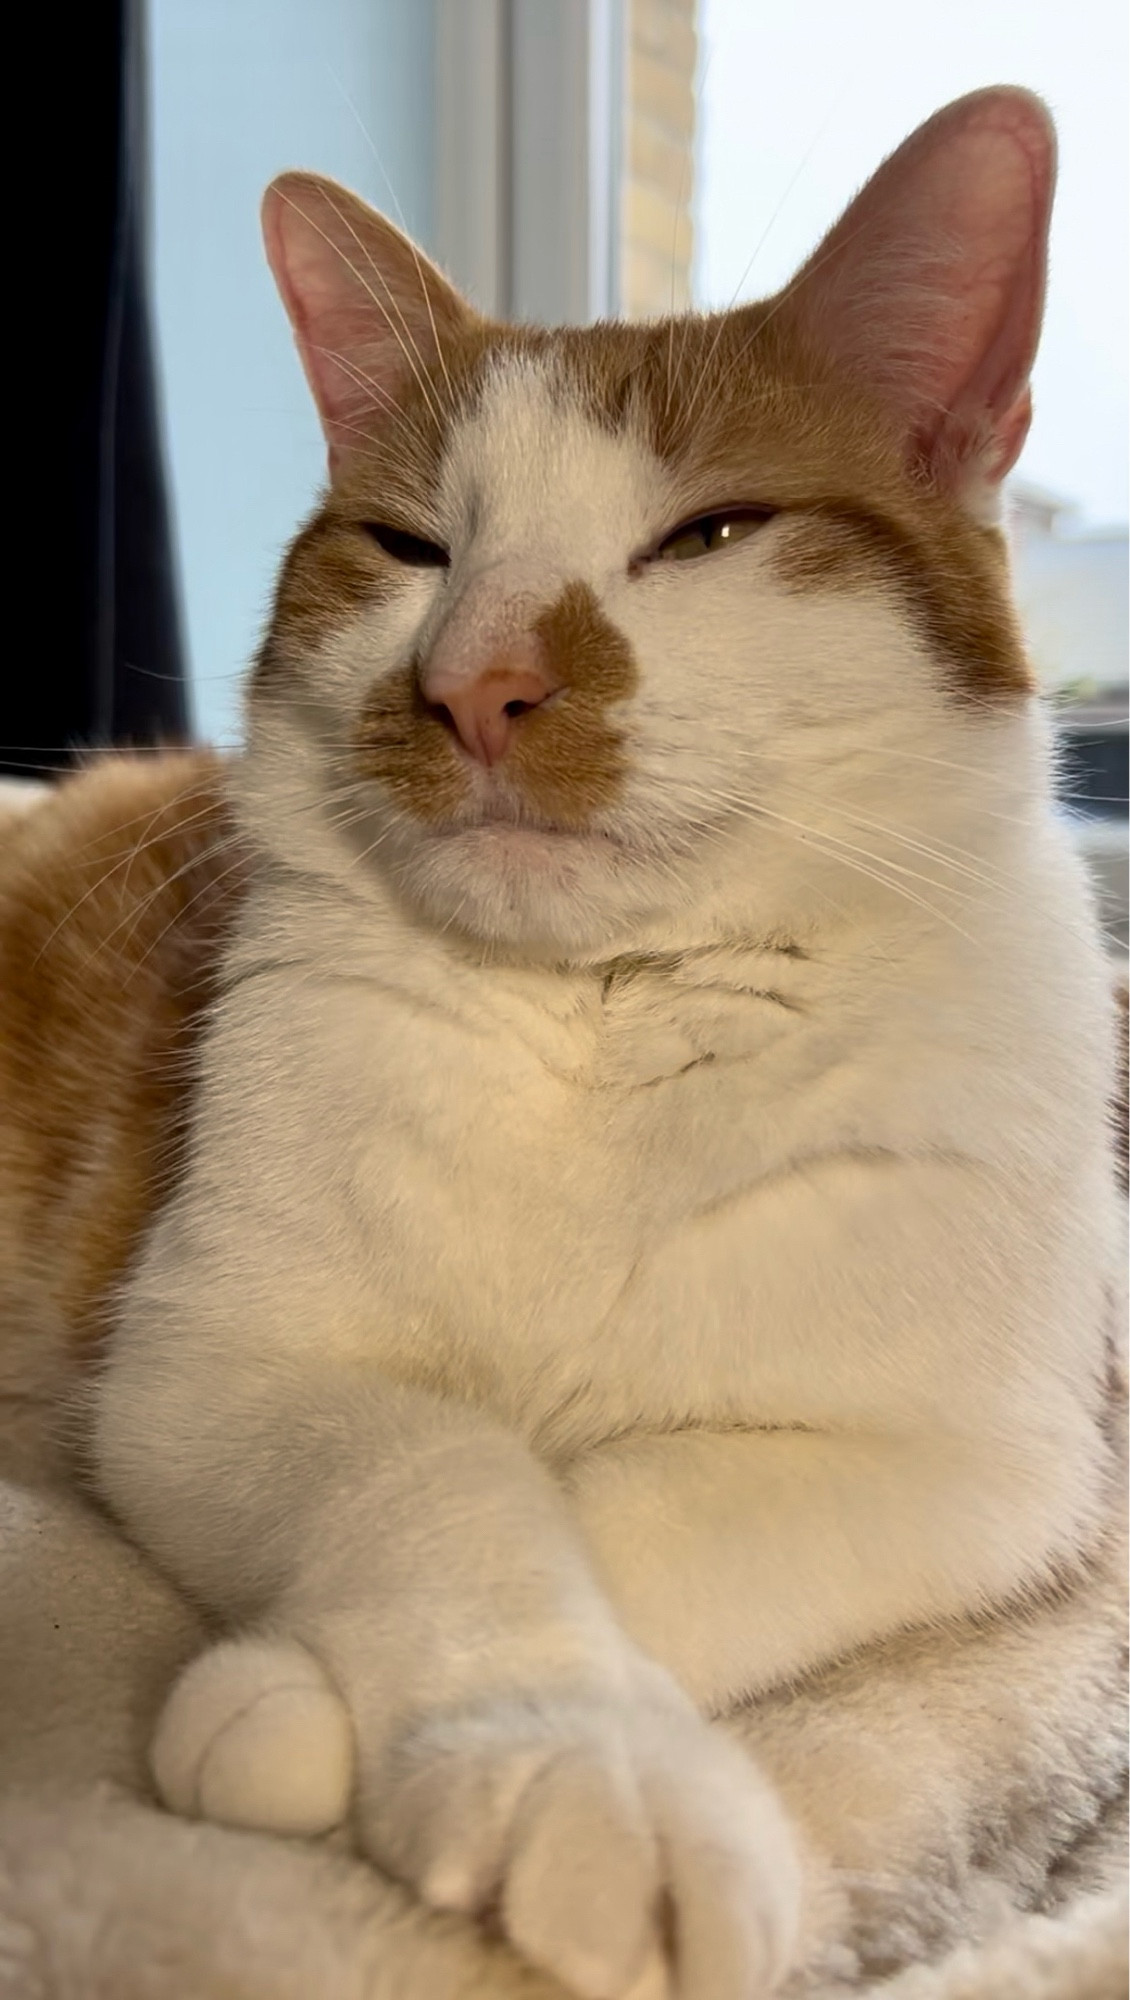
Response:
261,173,477,468
783,88,1055,514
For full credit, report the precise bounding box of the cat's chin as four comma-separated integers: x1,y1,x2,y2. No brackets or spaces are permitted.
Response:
385,821,661,957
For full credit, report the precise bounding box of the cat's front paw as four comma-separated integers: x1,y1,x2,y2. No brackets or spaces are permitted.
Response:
363,1676,801,2000
151,1634,354,1837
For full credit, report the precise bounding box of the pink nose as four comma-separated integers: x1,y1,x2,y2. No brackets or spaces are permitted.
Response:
420,648,557,768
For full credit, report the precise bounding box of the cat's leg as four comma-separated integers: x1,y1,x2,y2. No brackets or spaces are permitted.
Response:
565,1421,1111,1712
98,1339,801,2000
149,1628,788,1999
565,1155,1115,1712
727,1533,1127,1984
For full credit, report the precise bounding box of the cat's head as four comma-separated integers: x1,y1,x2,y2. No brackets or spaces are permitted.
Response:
246,88,1053,961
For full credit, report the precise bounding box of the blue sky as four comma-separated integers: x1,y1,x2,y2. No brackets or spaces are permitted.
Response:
696,0,1128,529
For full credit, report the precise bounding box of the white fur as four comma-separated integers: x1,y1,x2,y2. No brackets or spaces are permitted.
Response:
4,1391,1123,1999
150,1636,353,1836
94,355,1122,1995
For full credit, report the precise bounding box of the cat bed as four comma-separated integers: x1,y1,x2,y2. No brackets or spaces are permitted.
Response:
0,1400,1124,2000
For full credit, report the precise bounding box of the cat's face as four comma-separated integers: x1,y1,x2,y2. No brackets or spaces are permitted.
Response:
247,89,1053,960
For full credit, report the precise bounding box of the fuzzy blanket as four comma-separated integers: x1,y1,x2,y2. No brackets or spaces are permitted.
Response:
0,1397,1125,2000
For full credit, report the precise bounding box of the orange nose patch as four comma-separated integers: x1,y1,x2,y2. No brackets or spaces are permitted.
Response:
354,580,638,826
419,639,559,768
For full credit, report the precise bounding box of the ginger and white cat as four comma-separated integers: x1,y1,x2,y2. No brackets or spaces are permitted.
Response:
5,87,1123,1998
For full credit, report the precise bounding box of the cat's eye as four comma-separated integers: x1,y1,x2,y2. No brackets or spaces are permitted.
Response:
363,522,450,568
653,509,774,563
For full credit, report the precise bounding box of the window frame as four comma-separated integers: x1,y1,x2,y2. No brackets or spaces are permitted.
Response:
434,0,624,323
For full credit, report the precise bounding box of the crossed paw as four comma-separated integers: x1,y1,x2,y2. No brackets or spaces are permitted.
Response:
152,1635,800,1999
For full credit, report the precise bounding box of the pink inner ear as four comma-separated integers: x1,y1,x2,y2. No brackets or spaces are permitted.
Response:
262,182,396,442
261,174,475,463
986,385,1033,484
785,89,1056,498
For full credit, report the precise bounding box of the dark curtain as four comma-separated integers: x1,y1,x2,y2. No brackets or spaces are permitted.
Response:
4,0,189,780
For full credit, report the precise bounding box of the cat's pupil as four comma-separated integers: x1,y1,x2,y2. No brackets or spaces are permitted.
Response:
655,509,772,563
364,523,450,568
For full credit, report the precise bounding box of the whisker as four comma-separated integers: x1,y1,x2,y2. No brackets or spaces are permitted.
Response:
28,790,229,970
323,193,447,430
276,188,443,431
662,27,716,424
126,848,252,980
311,351,430,444
327,63,457,412
676,90,845,436
773,781,1020,894
663,776,979,939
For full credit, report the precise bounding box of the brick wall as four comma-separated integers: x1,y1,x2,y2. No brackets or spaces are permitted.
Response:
620,0,698,318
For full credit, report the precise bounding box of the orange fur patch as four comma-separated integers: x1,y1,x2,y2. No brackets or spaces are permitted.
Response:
516,583,638,822
0,754,245,1390
252,306,1033,723
771,502,1030,702
253,513,401,691
353,581,637,828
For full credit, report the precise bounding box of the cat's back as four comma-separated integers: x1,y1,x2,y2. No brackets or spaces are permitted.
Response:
0,753,246,1402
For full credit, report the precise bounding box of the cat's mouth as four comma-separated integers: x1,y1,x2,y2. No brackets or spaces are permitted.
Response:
431,791,631,849
439,807,631,852
373,782,662,952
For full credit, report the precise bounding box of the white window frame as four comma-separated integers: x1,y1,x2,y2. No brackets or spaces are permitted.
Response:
435,0,623,324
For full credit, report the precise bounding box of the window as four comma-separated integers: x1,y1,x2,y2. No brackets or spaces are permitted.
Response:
150,1,439,746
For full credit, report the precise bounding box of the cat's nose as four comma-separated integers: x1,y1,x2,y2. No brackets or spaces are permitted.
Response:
420,645,557,768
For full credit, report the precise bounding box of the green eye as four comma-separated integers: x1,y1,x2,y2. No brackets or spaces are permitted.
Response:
655,509,774,563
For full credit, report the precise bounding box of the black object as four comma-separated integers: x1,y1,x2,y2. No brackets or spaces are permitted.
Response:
3,0,189,780
1058,719,1130,822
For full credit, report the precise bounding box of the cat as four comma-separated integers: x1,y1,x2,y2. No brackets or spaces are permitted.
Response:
2,85,1125,1998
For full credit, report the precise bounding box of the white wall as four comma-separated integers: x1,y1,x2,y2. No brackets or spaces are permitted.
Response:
1012,528,1129,698
149,0,437,742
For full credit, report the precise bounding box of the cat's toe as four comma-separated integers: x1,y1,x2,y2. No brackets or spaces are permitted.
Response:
363,1687,799,1998
500,1743,658,1998
640,1711,802,2000
151,1634,354,1836
364,1699,660,1994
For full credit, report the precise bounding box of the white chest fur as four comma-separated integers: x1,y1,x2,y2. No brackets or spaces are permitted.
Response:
178,848,1116,1475
198,936,811,1429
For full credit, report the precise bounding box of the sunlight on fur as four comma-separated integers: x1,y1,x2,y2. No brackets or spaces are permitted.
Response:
0,87,1125,2000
